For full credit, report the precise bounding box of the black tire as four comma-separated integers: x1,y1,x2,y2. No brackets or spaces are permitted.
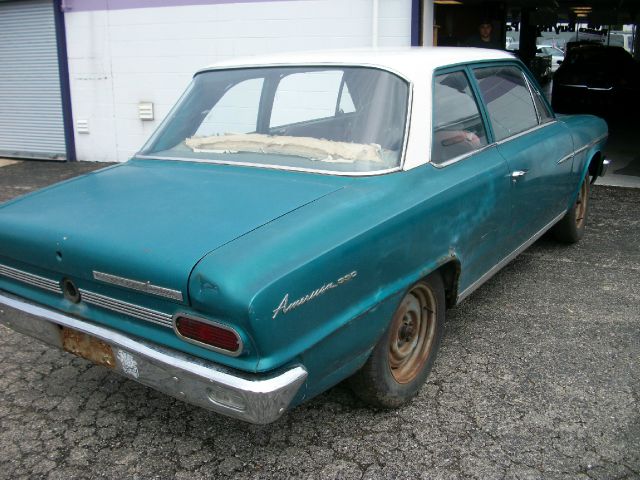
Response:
553,174,590,243
349,272,445,408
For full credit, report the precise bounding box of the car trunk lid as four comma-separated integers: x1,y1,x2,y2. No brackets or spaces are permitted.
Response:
0,159,343,303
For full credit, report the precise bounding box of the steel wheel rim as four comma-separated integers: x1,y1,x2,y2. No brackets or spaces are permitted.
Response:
388,283,437,384
575,177,589,228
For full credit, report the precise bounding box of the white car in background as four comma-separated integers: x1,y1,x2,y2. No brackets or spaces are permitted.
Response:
537,45,565,73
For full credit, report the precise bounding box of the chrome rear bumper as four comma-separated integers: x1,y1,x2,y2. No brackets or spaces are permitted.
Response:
0,291,307,424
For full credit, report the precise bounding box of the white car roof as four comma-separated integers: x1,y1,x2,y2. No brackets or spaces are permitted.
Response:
198,47,514,84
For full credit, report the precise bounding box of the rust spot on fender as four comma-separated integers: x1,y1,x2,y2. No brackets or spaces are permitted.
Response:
62,327,116,369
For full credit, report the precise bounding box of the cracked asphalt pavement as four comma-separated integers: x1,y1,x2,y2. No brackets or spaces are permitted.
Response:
0,161,638,479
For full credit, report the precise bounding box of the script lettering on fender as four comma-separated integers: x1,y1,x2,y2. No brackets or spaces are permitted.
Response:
272,271,357,319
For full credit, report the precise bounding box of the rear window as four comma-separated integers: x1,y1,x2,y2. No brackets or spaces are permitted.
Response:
140,66,409,174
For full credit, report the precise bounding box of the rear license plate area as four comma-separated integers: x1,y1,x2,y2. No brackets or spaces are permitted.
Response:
61,327,116,369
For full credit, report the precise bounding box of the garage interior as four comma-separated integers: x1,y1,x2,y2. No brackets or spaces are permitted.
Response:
430,0,640,187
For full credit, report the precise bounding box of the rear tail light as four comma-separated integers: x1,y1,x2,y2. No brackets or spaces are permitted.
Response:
174,315,242,356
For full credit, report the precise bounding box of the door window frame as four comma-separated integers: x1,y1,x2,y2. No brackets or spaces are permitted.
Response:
430,64,495,168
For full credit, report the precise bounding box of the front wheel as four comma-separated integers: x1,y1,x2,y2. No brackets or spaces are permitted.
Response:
349,272,445,408
553,173,590,243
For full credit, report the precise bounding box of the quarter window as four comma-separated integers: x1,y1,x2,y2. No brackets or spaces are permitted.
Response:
530,83,554,123
432,71,488,164
473,66,539,141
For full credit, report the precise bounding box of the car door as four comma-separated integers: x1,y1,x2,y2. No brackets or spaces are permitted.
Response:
430,69,512,289
471,64,575,247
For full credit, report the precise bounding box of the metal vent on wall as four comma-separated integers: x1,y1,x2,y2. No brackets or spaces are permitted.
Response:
76,119,89,134
138,102,155,121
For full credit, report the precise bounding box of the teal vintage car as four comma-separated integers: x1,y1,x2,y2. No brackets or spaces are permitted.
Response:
0,48,609,424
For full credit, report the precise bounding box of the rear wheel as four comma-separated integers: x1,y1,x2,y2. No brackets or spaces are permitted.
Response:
349,272,445,408
553,173,590,243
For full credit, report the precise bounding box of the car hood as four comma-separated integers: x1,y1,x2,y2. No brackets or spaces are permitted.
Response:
0,159,343,302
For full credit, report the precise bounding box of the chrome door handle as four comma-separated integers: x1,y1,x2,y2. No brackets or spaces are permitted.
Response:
511,170,528,180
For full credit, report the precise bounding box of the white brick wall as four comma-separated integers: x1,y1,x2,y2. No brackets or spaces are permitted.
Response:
64,0,412,162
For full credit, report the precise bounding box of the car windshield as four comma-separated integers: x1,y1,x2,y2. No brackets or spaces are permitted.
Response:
139,66,410,174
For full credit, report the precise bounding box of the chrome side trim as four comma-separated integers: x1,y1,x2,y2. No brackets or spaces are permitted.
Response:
0,291,307,424
574,133,608,156
0,264,175,330
456,211,566,303
0,264,62,294
573,144,590,156
79,289,173,328
93,271,183,302
557,152,574,164
560,84,614,92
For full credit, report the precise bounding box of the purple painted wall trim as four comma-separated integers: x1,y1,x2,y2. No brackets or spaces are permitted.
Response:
60,0,297,12
53,0,76,161
410,0,420,46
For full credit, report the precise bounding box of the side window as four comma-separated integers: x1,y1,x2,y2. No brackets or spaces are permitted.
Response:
432,71,488,165
270,71,343,127
473,66,538,141
194,78,264,136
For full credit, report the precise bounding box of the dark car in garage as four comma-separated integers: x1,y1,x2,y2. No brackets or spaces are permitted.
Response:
552,43,640,115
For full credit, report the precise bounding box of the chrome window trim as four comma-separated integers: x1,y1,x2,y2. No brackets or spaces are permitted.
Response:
523,73,554,124
0,263,62,294
134,155,403,177
400,81,413,172
523,71,543,124
137,64,413,177
494,120,558,146
430,142,497,169
195,62,413,85
457,210,566,303
172,312,243,357
93,271,183,302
